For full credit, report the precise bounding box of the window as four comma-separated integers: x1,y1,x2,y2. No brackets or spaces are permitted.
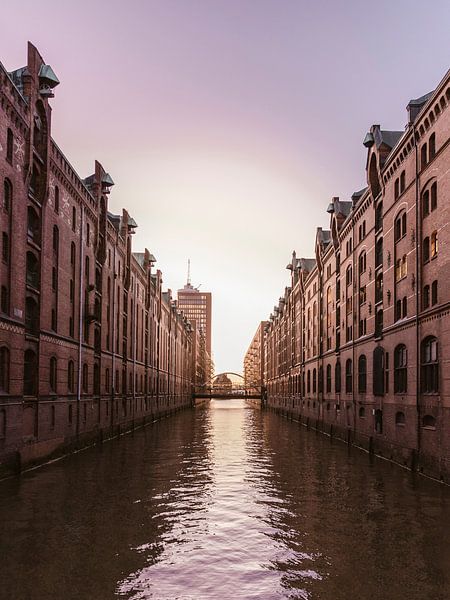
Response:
423,189,430,216
359,318,366,337
3,179,12,212
82,363,88,393
358,252,366,275
86,222,90,247
0,286,8,314
50,357,57,392
421,143,428,168
313,368,316,394
346,265,352,286
431,280,438,306
326,364,332,393
54,186,60,214
2,232,9,263
394,178,399,199
423,285,430,309
0,346,10,392
422,414,436,429
358,355,367,393
6,128,13,163
394,345,407,393
68,361,75,393
335,362,341,393
431,231,438,258
24,349,37,395
70,242,76,266
400,170,406,193
395,255,407,281
52,225,59,254
423,237,430,263
394,212,406,242
375,238,383,268
51,308,57,332
307,370,310,394
345,359,352,393
359,286,366,306
421,336,439,393
375,202,383,232
429,133,436,160
105,368,110,393
396,411,406,426
359,406,365,418
430,182,437,211
373,346,385,395
358,221,366,242
72,206,76,232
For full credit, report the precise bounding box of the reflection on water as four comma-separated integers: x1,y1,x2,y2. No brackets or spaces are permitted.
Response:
1,399,450,599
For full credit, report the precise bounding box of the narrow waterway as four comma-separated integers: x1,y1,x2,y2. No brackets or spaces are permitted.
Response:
1,400,450,600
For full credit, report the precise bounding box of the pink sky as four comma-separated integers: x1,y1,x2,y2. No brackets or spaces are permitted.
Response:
2,0,449,372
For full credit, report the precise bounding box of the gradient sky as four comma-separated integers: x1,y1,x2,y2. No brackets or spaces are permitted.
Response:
2,1,449,373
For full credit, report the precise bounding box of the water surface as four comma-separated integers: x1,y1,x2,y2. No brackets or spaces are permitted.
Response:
1,399,450,599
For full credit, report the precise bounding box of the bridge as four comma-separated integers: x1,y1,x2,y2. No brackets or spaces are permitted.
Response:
193,372,263,400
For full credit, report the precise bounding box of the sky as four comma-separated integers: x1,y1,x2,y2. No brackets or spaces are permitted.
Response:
2,1,449,373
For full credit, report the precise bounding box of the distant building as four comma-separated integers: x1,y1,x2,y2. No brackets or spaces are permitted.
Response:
213,373,233,393
177,269,212,386
244,321,268,391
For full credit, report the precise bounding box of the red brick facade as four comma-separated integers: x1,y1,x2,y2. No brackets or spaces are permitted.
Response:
263,70,450,481
0,43,195,475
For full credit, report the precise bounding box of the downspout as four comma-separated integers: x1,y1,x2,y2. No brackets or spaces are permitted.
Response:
76,206,85,438
111,243,116,427
413,123,421,468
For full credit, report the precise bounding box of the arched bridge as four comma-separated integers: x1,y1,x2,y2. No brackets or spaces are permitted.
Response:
193,372,263,400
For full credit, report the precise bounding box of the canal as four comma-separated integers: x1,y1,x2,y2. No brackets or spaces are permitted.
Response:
1,400,450,599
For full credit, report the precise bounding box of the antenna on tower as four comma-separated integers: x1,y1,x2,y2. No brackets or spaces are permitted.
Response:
187,259,191,286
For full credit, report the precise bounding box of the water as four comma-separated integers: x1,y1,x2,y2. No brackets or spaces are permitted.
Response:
1,399,450,600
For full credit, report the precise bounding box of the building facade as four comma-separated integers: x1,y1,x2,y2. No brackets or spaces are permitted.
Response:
262,69,450,481
0,43,196,476
244,321,268,391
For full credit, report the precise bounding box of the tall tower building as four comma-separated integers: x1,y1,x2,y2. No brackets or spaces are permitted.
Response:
177,262,212,385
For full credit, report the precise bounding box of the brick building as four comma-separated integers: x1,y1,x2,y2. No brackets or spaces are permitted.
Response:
0,43,195,475
244,321,268,392
261,69,450,481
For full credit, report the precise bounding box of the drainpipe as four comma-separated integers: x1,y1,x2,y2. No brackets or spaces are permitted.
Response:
76,206,85,438
111,243,116,427
413,123,421,467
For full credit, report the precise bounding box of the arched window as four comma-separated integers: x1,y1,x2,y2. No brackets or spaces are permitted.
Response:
400,170,406,193
373,346,385,396
82,363,88,393
358,355,367,393
54,185,60,214
429,133,436,160
422,414,436,429
27,206,41,245
421,336,439,393
394,345,407,393
358,251,366,275
0,346,10,392
422,189,430,216
49,357,57,393
421,143,428,168
431,280,438,306
395,411,406,426
430,182,437,211
6,128,13,163
423,237,430,263
326,364,332,393
3,178,12,212
423,284,430,309
335,361,341,393
394,211,406,242
346,265,352,286
24,349,37,395
68,360,75,393
359,406,365,418
345,359,352,393
375,237,383,268
72,206,77,232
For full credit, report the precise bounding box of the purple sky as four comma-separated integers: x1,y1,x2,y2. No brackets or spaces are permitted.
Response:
2,1,450,373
